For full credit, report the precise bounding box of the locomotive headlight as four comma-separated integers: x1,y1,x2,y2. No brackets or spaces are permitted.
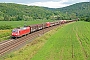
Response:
16,34,17,35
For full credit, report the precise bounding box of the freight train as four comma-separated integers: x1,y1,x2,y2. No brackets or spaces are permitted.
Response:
11,20,75,38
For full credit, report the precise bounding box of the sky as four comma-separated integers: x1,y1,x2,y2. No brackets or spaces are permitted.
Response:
0,0,89,8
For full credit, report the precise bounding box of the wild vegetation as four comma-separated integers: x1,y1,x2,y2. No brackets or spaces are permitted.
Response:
56,2,90,21
0,3,62,21
0,2,90,21
0,25,12,30
1,21,90,60
0,30,11,41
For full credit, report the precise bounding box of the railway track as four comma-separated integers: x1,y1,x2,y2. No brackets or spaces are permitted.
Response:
0,24,60,57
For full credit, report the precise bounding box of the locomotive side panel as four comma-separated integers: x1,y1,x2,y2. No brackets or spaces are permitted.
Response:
19,27,30,36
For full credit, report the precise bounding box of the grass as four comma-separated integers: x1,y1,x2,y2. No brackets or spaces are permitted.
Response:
1,21,90,60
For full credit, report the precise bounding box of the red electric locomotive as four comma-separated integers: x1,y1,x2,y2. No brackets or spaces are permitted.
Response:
12,26,30,38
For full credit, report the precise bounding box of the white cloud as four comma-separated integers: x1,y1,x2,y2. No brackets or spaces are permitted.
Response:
18,0,89,8
27,0,71,8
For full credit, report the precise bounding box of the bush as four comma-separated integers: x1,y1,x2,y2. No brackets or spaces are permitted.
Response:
85,17,90,22
0,24,13,30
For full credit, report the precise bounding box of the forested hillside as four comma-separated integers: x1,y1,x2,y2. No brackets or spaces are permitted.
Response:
56,2,90,21
0,3,59,21
0,2,90,21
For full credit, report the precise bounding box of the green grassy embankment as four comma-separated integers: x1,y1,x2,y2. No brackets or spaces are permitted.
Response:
1,21,90,60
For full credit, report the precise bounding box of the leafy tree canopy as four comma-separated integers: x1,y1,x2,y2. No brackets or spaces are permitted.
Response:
0,2,90,22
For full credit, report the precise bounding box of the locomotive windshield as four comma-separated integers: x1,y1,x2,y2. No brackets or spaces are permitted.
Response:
12,30,18,32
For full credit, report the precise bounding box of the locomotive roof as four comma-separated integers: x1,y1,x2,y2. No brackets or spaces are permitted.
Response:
14,27,28,30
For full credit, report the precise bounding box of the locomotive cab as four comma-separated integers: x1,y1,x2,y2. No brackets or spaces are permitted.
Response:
12,29,19,38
